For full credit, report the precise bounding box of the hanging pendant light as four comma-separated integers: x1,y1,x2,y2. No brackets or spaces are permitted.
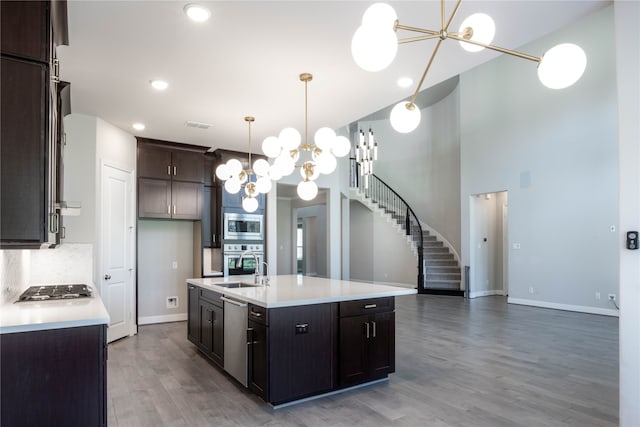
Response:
215,116,273,213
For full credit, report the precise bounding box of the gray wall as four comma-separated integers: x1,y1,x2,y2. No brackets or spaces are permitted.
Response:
460,6,618,313
297,205,327,277
137,220,193,322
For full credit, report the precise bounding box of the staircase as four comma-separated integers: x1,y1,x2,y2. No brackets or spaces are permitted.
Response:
350,159,463,295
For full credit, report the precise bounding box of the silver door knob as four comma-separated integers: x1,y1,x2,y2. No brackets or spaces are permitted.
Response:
104,274,111,280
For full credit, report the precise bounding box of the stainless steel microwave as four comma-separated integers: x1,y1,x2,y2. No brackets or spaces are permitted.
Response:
223,213,264,241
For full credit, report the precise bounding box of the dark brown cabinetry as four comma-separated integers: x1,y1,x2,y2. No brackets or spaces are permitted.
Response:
0,324,107,427
187,286,224,367
248,304,269,399
137,139,207,220
1,0,68,248
203,153,222,247
339,297,395,387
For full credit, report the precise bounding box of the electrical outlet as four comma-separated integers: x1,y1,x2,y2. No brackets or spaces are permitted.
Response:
595,292,601,300
172,261,178,269
528,286,534,294
166,296,178,308
608,294,616,301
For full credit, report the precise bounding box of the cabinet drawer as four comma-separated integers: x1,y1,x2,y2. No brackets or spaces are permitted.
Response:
339,297,394,317
248,304,268,325
200,288,223,307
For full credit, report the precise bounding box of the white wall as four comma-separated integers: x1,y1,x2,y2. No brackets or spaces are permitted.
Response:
137,220,193,324
276,197,293,274
460,6,619,315
614,1,640,424
297,204,327,277
349,200,416,287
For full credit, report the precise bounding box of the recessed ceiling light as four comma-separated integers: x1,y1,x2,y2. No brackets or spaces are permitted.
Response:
132,123,145,131
397,77,413,88
150,80,169,91
184,4,211,22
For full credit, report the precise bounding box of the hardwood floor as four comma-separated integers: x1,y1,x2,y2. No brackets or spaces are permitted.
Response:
107,295,618,426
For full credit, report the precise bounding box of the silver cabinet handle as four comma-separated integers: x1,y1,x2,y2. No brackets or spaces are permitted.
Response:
250,311,262,318
371,321,376,338
173,166,177,176
220,296,248,307
364,304,377,309
104,274,111,280
188,285,195,290
167,165,171,176
173,205,176,215
364,322,370,338
167,205,171,215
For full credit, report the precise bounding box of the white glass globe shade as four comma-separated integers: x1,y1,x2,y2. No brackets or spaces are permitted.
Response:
215,164,229,180
262,136,282,158
252,158,270,176
458,13,495,52
362,3,398,30
278,127,301,150
268,164,283,181
224,177,241,194
242,197,259,213
352,25,398,72
255,176,272,194
331,135,351,158
314,127,336,150
390,101,421,133
297,180,318,201
274,152,295,177
226,158,243,176
537,43,587,89
315,152,337,175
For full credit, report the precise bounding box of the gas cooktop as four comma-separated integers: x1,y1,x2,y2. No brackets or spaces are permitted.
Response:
18,284,92,302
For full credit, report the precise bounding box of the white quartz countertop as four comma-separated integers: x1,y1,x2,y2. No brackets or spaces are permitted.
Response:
0,285,110,334
187,275,417,308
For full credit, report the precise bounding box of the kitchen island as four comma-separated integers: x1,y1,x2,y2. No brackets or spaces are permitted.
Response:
0,286,110,426
187,275,416,407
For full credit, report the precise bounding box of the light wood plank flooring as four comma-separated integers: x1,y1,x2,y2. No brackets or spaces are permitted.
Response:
107,295,618,426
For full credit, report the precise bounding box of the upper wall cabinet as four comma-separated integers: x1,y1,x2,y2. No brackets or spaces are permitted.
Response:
137,138,207,220
0,0,68,248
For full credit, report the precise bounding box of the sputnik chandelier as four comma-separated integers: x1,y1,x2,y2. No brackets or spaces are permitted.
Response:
215,116,272,212
261,73,351,201
352,1,588,133
356,128,378,189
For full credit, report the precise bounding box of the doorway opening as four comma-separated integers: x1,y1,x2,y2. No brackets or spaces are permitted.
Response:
469,191,509,298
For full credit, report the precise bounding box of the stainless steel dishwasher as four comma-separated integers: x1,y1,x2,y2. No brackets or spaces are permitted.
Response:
221,295,248,387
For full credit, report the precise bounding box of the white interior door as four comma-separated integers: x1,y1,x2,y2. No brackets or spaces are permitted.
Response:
101,164,135,343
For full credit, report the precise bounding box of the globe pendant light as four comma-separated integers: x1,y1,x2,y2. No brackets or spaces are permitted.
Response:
214,116,273,212
352,0,587,133
261,73,351,201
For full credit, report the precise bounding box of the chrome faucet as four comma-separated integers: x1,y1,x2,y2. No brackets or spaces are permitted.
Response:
260,261,270,286
237,250,262,285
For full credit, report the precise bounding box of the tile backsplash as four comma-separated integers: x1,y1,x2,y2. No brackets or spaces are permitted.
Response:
0,244,93,304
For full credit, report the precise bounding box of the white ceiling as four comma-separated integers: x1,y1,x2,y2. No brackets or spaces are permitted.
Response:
58,0,609,152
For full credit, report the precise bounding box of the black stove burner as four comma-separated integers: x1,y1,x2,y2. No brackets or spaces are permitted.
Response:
18,284,92,302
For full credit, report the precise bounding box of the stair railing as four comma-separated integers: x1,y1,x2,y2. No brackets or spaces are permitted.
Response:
350,158,425,290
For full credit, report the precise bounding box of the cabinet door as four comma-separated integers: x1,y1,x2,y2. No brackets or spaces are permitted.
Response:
172,181,203,220
200,301,214,354
1,1,49,62
138,145,172,180
202,186,212,247
187,285,200,345
0,56,47,245
248,320,268,400
269,304,333,404
172,150,204,183
138,178,171,219
211,303,224,366
369,311,395,379
339,314,370,387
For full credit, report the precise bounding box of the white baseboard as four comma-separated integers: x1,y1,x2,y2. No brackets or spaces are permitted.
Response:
469,289,506,298
508,298,619,317
138,313,187,325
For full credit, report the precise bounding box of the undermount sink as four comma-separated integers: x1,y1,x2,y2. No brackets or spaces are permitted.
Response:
218,282,261,288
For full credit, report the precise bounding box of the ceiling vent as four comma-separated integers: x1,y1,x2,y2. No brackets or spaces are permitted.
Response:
185,120,212,130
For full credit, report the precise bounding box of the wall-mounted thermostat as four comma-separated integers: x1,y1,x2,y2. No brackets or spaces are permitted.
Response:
627,231,638,250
